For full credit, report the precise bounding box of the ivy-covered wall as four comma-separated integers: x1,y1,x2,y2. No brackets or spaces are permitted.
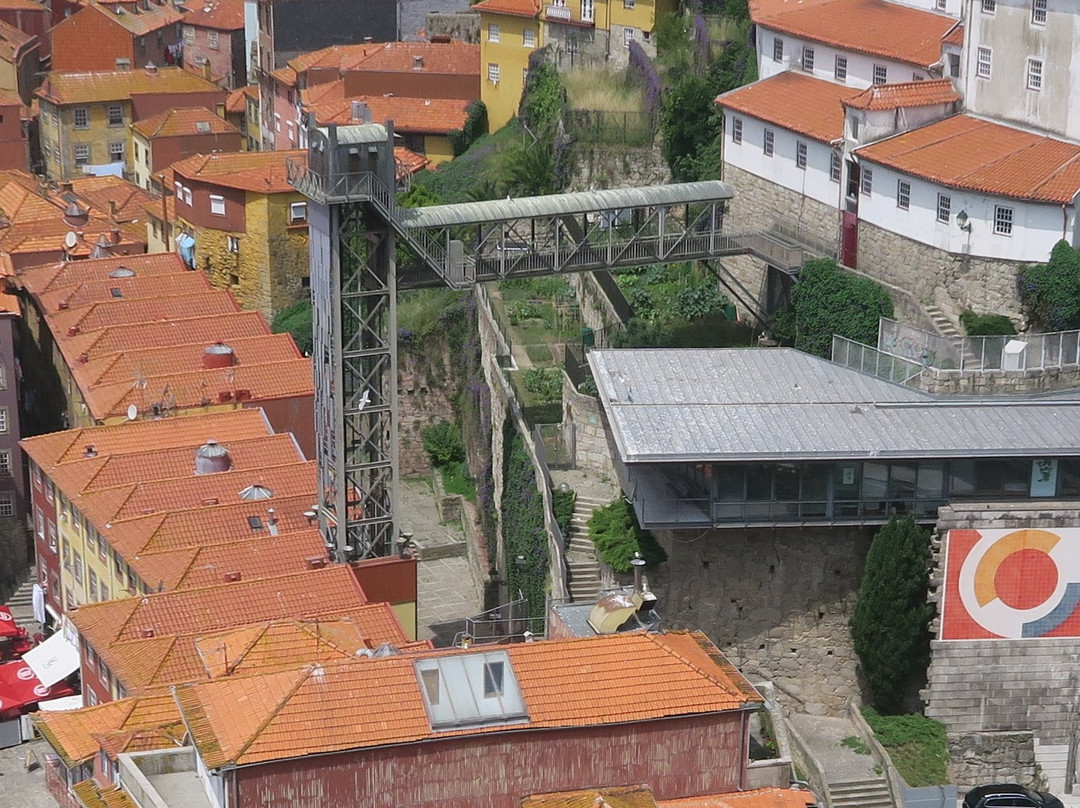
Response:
500,424,550,619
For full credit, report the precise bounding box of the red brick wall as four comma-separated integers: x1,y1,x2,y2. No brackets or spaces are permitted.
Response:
149,129,243,174
50,9,134,72
130,89,227,123
235,712,750,808
342,71,477,102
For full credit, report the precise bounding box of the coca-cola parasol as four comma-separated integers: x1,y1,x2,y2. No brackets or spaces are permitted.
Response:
0,606,19,639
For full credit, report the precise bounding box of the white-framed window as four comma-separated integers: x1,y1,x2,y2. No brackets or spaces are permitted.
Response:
227,235,240,253
1027,58,1043,90
487,23,499,42
45,482,54,505
109,141,124,162
487,63,500,84
88,568,98,602
861,166,873,195
801,46,814,72
936,193,951,223
829,151,841,182
183,25,195,43
48,523,57,551
73,107,89,129
981,0,995,12
35,506,44,539
274,112,281,132
623,27,634,47
795,141,807,169
1031,0,1046,25
772,37,782,63
107,104,123,126
763,128,774,156
582,0,594,21
623,0,634,8
290,201,307,222
210,194,226,215
74,143,91,165
0,494,14,518
873,64,887,85
73,551,83,587
935,0,946,8
208,30,219,49
0,450,9,475
994,205,1013,235
731,117,742,144
523,28,535,47
897,180,910,209
977,46,992,78
834,55,847,81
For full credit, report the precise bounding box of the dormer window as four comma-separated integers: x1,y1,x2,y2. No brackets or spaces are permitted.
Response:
483,661,504,696
415,650,528,730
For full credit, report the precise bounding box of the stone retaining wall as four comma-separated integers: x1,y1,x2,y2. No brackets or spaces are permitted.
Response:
914,365,1080,395
398,338,457,478
948,732,1040,790
562,374,616,478
570,143,670,192
722,165,839,246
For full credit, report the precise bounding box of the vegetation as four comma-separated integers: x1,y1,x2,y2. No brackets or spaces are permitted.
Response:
841,736,872,756
421,419,466,467
271,299,314,354
861,708,950,787
850,512,934,714
959,309,1017,337
439,460,477,503
448,101,489,158
398,288,470,345
552,487,576,536
587,498,667,572
770,258,894,358
502,426,550,618
1017,240,1080,332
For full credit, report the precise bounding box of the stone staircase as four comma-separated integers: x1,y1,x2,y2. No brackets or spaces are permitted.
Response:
4,573,36,627
925,304,960,338
566,495,606,603
829,778,893,808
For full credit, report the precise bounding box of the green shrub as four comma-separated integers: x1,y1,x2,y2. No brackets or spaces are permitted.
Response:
959,309,1016,336
587,498,667,572
850,512,933,714
552,487,576,536
520,367,562,403
670,281,727,321
271,299,313,355
440,461,476,502
861,708,949,787
421,420,466,467
1018,240,1080,332
448,101,489,157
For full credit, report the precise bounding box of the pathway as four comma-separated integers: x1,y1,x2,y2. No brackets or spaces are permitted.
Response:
787,713,891,808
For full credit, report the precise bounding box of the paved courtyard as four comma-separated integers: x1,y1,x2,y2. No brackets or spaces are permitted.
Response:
0,740,57,808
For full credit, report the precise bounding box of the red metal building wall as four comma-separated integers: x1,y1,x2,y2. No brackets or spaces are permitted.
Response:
235,711,749,808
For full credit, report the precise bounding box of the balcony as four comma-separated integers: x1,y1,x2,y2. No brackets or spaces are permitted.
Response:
545,4,571,19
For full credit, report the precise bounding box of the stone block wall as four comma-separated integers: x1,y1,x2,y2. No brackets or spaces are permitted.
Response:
722,165,839,248
562,374,616,478
398,338,457,478
568,272,625,332
914,365,1080,395
424,11,479,43
570,144,670,192
948,732,1040,790
857,221,1023,326
649,524,874,714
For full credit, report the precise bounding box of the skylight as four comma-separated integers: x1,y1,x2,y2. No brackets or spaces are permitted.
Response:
414,650,528,730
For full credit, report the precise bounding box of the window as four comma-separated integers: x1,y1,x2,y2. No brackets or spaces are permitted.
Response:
834,55,847,81
829,151,841,182
0,406,8,434
762,128,774,156
109,141,124,162
107,104,123,126
936,193,951,223
229,272,240,286
623,27,634,47
210,194,226,215
582,0,594,21
981,0,995,11
731,117,742,144
795,141,807,169
801,46,814,72
994,205,1013,235
483,661,505,696
36,506,45,539
73,551,83,586
487,63,500,84
227,235,240,253
913,73,924,81
873,64,887,85
487,23,499,42
73,107,89,128
99,580,109,603
183,25,194,43
0,494,12,518
1031,0,1046,24
208,30,219,49
523,28,535,47
289,201,307,222
183,187,192,205
48,523,57,551
860,166,873,195
115,58,130,70
772,37,783,63
935,0,946,8
88,569,98,602
1027,58,1043,90
623,0,634,8
977,46,992,78
897,180,911,210
0,450,10,476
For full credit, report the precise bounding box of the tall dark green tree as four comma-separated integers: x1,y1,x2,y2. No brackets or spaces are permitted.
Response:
851,512,934,714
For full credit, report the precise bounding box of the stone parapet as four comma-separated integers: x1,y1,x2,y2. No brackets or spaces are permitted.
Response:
948,731,1040,790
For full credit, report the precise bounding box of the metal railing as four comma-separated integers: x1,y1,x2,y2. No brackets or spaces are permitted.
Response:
461,597,546,643
564,342,598,394
832,335,925,385
567,109,656,147
534,423,574,471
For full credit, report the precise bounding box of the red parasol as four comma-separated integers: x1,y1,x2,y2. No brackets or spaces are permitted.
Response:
0,606,19,639
0,660,75,717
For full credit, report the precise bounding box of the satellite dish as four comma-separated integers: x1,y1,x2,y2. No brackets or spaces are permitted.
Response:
126,404,138,421
64,231,78,249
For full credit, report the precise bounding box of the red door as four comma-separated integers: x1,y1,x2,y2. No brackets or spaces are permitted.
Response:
841,211,858,269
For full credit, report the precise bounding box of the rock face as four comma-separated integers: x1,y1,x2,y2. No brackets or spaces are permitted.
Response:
398,337,458,478
649,524,874,715
570,144,670,192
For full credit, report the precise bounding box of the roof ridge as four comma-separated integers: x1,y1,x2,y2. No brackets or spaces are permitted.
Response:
229,665,313,763
641,631,745,697
1028,146,1080,199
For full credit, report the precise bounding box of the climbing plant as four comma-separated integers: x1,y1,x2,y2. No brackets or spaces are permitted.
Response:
1017,240,1080,332
501,425,549,619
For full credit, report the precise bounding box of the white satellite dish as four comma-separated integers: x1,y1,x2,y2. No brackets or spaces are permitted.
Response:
64,231,78,249
126,404,138,421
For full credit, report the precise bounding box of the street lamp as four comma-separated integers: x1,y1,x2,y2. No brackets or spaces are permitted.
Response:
956,209,972,232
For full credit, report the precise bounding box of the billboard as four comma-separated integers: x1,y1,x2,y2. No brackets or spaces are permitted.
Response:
941,528,1080,640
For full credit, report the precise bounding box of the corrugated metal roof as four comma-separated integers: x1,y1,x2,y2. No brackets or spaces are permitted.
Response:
400,181,735,228
588,348,1080,462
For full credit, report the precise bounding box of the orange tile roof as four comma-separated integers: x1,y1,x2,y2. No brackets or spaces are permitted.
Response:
307,92,469,134
395,146,430,177
183,0,244,30
855,114,1080,204
269,65,297,86
81,0,185,35
72,780,141,808
177,630,762,768
37,272,213,315
522,786,660,808
70,566,371,646
0,18,35,63
67,174,155,223
33,693,182,766
942,21,964,47
0,0,46,11
717,72,860,144
132,106,239,138
20,408,272,468
347,40,479,75
523,786,818,808
473,0,539,18
661,789,819,808
17,253,188,295
755,0,955,68
225,85,256,113
170,149,307,194
36,67,221,106
845,79,960,111
50,290,240,336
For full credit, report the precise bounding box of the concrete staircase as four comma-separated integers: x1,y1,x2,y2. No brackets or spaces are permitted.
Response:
925,304,960,338
829,778,893,808
4,573,36,627
566,495,606,603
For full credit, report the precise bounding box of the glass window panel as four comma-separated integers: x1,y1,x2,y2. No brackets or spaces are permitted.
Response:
950,460,976,495
1060,459,1080,497
715,466,744,501
746,465,772,500
890,463,917,496
863,463,888,515
916,462,945,499
775,464,799,500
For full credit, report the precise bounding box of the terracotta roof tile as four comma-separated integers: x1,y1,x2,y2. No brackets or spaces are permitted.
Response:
270,65,297,86
756,0,956,68
0,19,35,63
522,785,660,808
71,566,371,647
50,290,240,336
72,780,141,808
36,272,213,315
183,0,244,30
36,67,221,106
307,92,469,134
32,693,181,765
170,149,306,193
717,72,860,143
844,78,960,111
80,1,185,36
177,630,762,768
941,21,964,47
225,85,256,113
0,0,46,11
660,788,819,808
473,0,539,18
345,40,479,75
17,253,188,295
855,114,1080,204
395,146,430,177
132,106,239,138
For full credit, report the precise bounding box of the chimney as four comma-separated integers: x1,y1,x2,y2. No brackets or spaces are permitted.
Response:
61,180,73,194
78,352,89,363
305,556,327,570
67,326,80,337
350,100,370,123
139,627,155,638
223,571,242,582
108,199,118,218
58,300,69,310
631,552,645,594
111,227,121,244
202,60,212,81
145,62,158,76
412,55,423,70
459,634,472,649
202,341,235,368
83,444,97,458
